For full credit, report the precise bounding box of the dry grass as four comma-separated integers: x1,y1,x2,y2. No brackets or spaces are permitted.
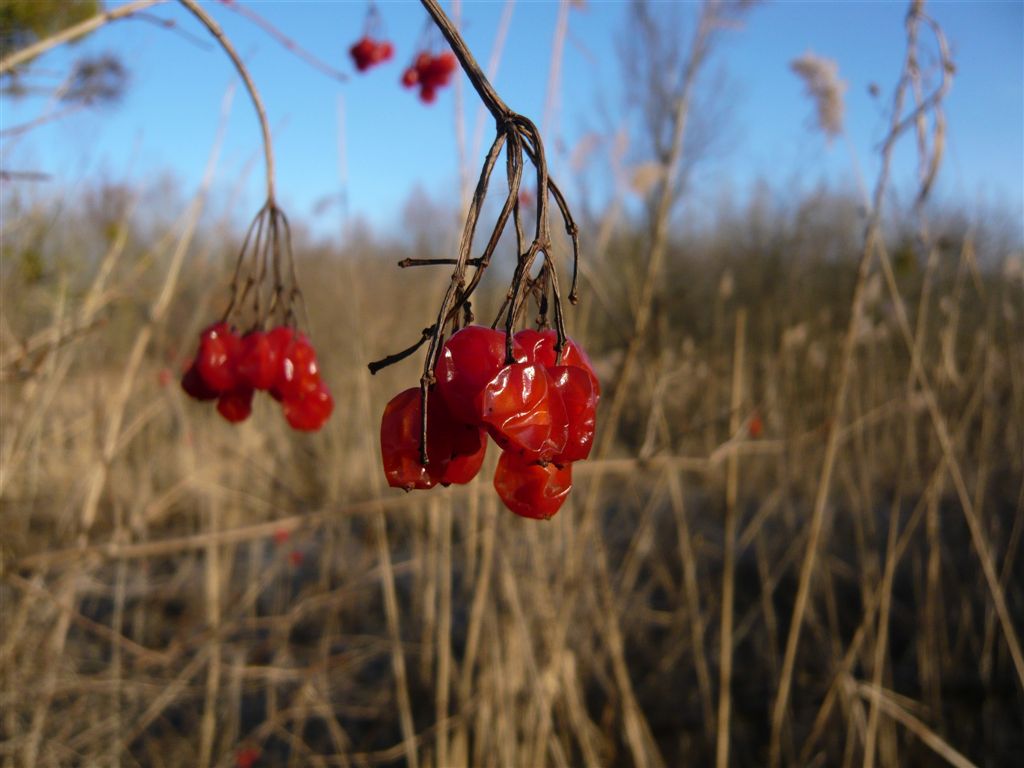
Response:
2,2,1023,767
1,168,1021,767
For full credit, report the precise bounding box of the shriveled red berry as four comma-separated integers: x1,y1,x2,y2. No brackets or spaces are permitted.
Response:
493,451,573,520
216,387,254,423
283,383,334,432
549,365,597,462
380,388,449,491
435,326,523,425
480,363,568,462
196,322,241,392
514,328,601,396
181,359,218,401
431,396,487,486
278,334,320,400
237,330,279,390
437,427,487,485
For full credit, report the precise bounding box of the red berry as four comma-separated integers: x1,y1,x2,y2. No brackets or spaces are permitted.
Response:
277,334,320,400
216,387,254,423
437,51,457,74
432,398,487,486
419,84,437,104
235,748,261,768
283,382,334,432
493,451,573,520
196,322,241,392
514,328,601,395
414,51,432,71
549,365,597,462
350,36,375,71
480,363,568,462
378,41,394,62
237,330,279,390
181,359,218,401
435,326,523,425
401,66,419,88
380,388,449,491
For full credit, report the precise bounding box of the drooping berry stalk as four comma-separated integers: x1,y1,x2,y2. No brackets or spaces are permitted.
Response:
369,0,584,471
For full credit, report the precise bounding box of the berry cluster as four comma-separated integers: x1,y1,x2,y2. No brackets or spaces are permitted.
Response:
348,35,394,72
380,326,599,519
400,51,457,104
181,323,333,432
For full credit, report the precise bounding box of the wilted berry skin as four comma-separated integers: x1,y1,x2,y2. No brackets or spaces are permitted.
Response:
434,326,524,426
549,365,597,463
493,451,573,520
515,328,601,396
481,363,568,462
380,388,442,491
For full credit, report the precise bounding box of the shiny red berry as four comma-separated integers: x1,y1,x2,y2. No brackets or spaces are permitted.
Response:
514,328,600,396
435,326,523,425
380,388,448,491
549,365,597,462
196,322,241,393
480,363,568,462
432,398,487,486
277,334,320,400
493,451,573,520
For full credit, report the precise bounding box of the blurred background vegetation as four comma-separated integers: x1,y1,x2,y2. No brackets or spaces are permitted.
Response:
1,1,1022,767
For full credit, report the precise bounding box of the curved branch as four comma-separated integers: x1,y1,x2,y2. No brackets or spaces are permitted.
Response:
177,0,276,201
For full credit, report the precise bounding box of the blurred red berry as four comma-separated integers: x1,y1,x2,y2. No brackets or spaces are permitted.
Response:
401,66,418,88
237,330,279,391
235,747,261,768
181,360,218,401
272,528,290,545
278,334,320,400
216,387,254,423
197,322,241,392
282,382,334,432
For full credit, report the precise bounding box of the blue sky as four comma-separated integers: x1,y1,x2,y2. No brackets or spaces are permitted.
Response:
2,0,1022,239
